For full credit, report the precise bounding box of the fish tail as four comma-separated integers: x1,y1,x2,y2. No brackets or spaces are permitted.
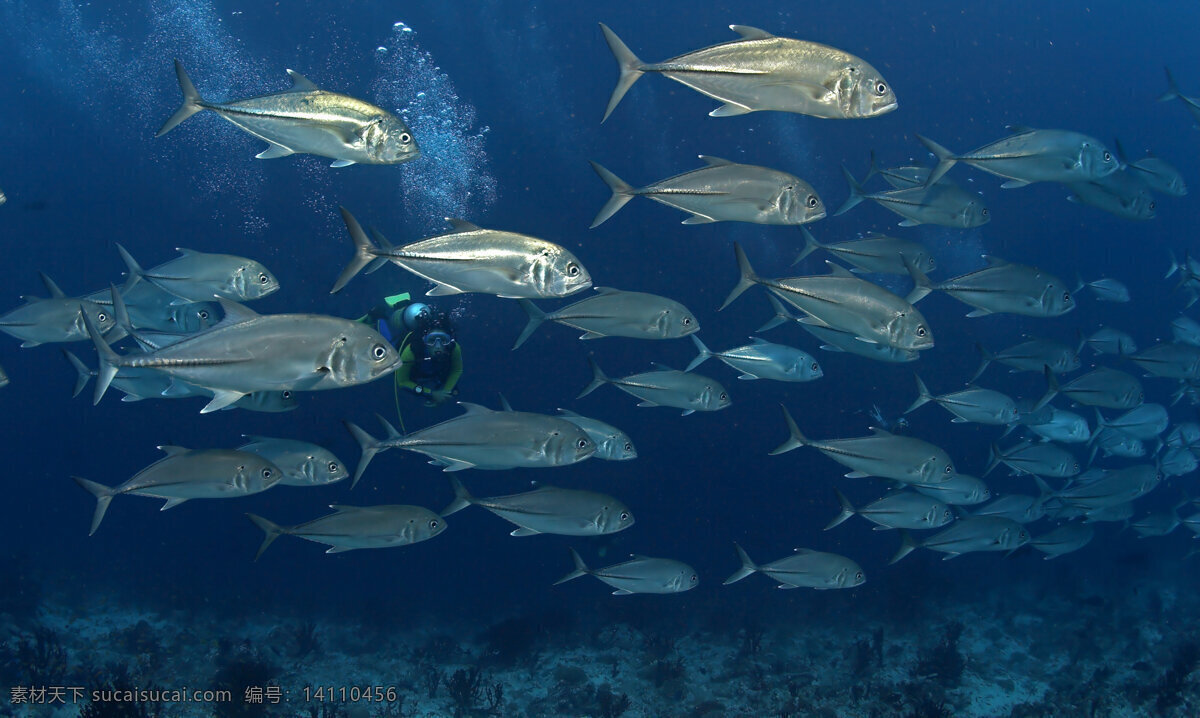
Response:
598,24,644,123
156,59,207,137
577,355,610,399
824,489,857,531
344,420,383,489
374,412,405,440
80,300,121,406
553,547,591,585
330,207,381,294
245,513,287,561
114,243,145,292
834,164,866,216
587,161,637,228
889,530,919,565
722,542,760,585
983,442,1002,477
1160,67,1183,102
769,404,808,455
62,350,94,399
905,373,933,415
442,476,474,517
915,134,958,188
756,295,793,333
1165,249,1181,279
685,334,712,372
365,229,394,274
1073,272,1088,295
903,254,934,305
865,149,881,182
969,342,994,383
720,243,759,311
791,226,823,265
1088,408,1106,445
72,476,116,536
513,299,547,350
1032,365,1059,413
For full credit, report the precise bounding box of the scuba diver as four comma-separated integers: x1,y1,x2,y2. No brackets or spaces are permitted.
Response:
359,292,463,408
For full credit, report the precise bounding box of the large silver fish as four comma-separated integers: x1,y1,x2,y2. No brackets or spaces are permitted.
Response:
344,404,596,486
973,337,1080,382
555,548,698,595
1129,343,1200,380
73,447,282,535
589,156,824,227
905,375,1019,426
83,292,400,413
1159,67,1200,126
247,505,445,559
157,60,419,167
772,406,957,484
724,543,864,590
793,228,937,275
331,208,591,298
1172,317,1200,347
1072,276,1131,303
237,436,348,487
825,489,954,531
1066,169,1156,221
599,24,896,121
837,166,990,228
915,256,1074,318
687,335,822,382
1092,404,1168,440
891,517,1029,563
1042,466,1160,512
1085,326,1137,356
513,288,697,349
986,441,1079,478
1057,367,1143,409
443,477,634,537
85,280,219,334
0,274,118,347
969,495,1047,524
115,244,278,304
1030,523,1094,560
556,409,637,461
1114,140,1187,196
918,127,1118,188
758,295,919,363
724,243,933,351
578,357,731,415
1023,406,1090,444
911,474,990,506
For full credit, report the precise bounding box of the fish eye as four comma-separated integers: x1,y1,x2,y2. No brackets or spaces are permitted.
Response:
811,362,819,371
690,574,698,582
624,442,632,452
372,344,388,360
719,392,728,401
875,82,888,95
1150,201,1156,210
328,462,338,472
429,519,439,529
982,208,989,216
1063,292,1071,302
682,317,692,326
620,512,629,521
262,468,273,479
577,438,589,449
566,263,580,276
199,310,209,320
856,571,863,580
944,465,952,473
400,132,412,144
282,391,292,399
259,273,269,284
97,312,108,322
917,326,927,337
1103,151,1112,162
806,195,819,208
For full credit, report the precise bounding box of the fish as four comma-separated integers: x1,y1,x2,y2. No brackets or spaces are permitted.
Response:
85,281,220,334
237,436,349,487
157,60,418,167
824,489,954,531
556,409,637,461
972,336,1081,381
905,374,1019,426
915,256,1075,318
723,243,933,351
247,505,445,560
792,227,937,275
83,290,400,413
344,404,596,486
442,477,634,537
758,295,918,363
0,273,119,347
73,447,283,535
1171,316,1200,347
986,441,1079,478
1166,422,1200,448
1023,406,1090,444
1129,343,1200,380
115,244,279,304
1130,504,1185,538
578,357,730,415
1088,428,1145,460
1158,67,1200,126
837,166,990,228
555,548,698,595
1073,275,1130,303
1162,446,1198,476
331,208,591,298
1085,326,1138,356
772,405,957,484
1091,404,1168,440
724,543,864,590
686,335,822,382
0,188,6,206
1066,170,1157,221
513,288,697,349
910,474,990,506
589,156,825,227
917,127,1118,189
891,517,1029,563
1040,466,1161,512
1030,523,1094,560
598,23,896,121
1114,139,1187,196
970,495,1047,524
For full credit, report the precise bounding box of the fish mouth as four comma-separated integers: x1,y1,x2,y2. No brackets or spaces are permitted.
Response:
875,101,899,115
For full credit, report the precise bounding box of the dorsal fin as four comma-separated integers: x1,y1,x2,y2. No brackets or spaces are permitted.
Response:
286,69,320,92
157,445,190,456
457,402,493,416
593,287,623,295
869,426,893,437
982,255,1010,268
175,247,201,256
1006,124,1036,134
498,394,514,412
215,298,259,325
39,272,66,298
557,408,581,417
698,155,735,167
825,261,856,278
730,25,774,40
748,336,772,345
649,362,678,372
444,218,481,233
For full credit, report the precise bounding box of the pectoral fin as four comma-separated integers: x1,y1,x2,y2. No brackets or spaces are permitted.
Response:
709,102,752,117
255,143,294,159
200,389,247,414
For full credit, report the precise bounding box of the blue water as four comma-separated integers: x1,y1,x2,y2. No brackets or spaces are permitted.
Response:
2,1,1200,715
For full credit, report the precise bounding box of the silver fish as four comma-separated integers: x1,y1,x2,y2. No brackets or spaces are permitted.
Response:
825,489,954,531
578,357,730,415
838,165,990,228
1041,466,1161,512
158,60,418,167
687,335,822,382
1131,505,1184,538
1092,404,1168,440
972,336,1081,381
332,208,591,298
1115,139,1187,196
1057,367,1143,409
970,495,1046,524
1073,275,1130,303
1129,343,1200,380
73,447,282,535
513,288,698,349
85,281,220,334
986,441,1079,478
1085,326,1137,356
0,188,6,206
918,127,1118,188
1024,406,1090,444
917,256,1074,318
1167,422,1200,448
589,156,824,227
556,409,637,461
891,516,1029,563
599,24,896,121
1066,170,1156,221
555,548,698,595
116,244,278,304
237,436,348,487
1030,523,1094,559
725,243,933,351
724,543,864,590
1171,316,1200,347
1159,67,1200,126
905,374,1018,426
0,274,118,347
793,227,937,275
758,295,918,363
1163,446,1199,476
345,404,596,486
911,474,990,506
247,505,444,559
772,406,957,484
1089,428,1145,460
443,477,634,537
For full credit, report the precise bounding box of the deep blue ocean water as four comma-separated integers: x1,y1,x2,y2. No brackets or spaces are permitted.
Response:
2,1,1200,716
